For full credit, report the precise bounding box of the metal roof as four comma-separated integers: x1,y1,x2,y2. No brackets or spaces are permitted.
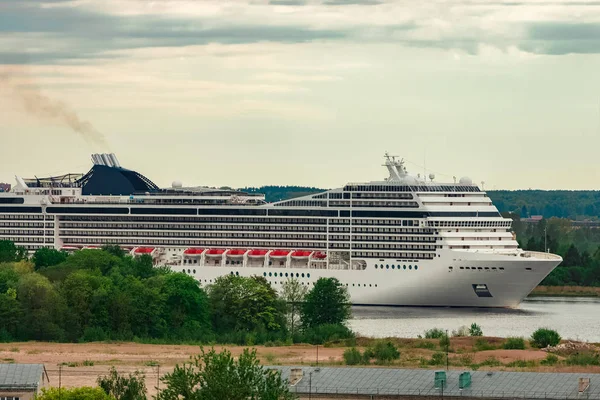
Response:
271,367,600,399
0,364,44,390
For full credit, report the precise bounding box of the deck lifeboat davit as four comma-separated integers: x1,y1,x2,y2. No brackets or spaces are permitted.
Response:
270,249,291,259
248,249,269,259
291,250,313,260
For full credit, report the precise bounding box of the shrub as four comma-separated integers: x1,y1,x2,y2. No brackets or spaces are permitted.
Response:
530,328,561,348
507,360,537,368
424,328,445,339
343,347,362,365
413,340,436,350
371,341,400,365
38,387,112,400
541,354,559,366
474,338,496,351
429,352,446,366
566,353,600,366
81,327,108,343
503,337,526,350
299,324,354,345
439,334,450,349
479,356,501,367
82,360,95,366
469,323,483,337
459,353,474,366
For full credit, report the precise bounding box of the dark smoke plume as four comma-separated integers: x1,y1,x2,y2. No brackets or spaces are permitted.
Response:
0,68,109,150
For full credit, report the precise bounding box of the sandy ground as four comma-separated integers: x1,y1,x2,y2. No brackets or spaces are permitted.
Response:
2,340,600,397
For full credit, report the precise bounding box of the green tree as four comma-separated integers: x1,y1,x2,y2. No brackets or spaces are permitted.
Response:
98,366,147,400
281,278,308,337
32,248,68,270
17,273,66,340
0,292,20,340
564,244,582,267
0,240,26,263
157,347,296,400
38,387,113,400
469,323,483,337
102,244,126,258
531,328,561,348
208,275,285,333
301,277,350,328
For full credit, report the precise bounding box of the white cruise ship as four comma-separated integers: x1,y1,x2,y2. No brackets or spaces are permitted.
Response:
0,153,562,307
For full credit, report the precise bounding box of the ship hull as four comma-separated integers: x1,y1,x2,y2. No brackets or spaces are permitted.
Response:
171,249,562,308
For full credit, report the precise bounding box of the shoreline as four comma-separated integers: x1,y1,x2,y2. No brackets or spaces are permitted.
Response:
528,286,600,298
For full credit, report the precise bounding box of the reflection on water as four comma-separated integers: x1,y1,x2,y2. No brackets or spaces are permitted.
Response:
348,297,600,342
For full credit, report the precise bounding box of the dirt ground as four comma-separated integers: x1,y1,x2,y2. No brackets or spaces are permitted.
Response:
2,340,600,397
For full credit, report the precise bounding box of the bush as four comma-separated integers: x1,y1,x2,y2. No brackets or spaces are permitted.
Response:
469,323,483,337
507,360,537,368
371,341,400,365
479,356,501,367
541,354,559,366
439,334,450,349
474,338,496,351
566,353,600,366
429,352,446,366
503,337,526,350
38,387,112,400
530,328,561,348
81,327,108,343
424,328,446,339
299,323,354,345
413,340,436,350
343,347,362,365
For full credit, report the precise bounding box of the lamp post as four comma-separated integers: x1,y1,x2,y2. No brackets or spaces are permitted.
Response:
446,329,449,371
309,371,312,400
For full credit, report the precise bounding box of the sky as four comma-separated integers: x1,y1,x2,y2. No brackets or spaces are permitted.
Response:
1,0,600,190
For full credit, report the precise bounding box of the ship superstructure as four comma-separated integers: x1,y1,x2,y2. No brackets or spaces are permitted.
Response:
0,153,562,307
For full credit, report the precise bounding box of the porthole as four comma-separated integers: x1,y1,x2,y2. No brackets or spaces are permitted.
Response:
285,273,289,277
235,271,239,276
301,273,305,278
409,265,412,270
392,265,395,269
307,273,311,278
280,272,283,277
415,266,418,270
375,284,378,287
352,283,355,286
193,269,196,274
269,272,272,277
386,265,389,269
374,264,378,268
187,269,191,273
230,271,234,275
263,272,267,277
296,273,299,278
369,284,372,287
403,265,407,270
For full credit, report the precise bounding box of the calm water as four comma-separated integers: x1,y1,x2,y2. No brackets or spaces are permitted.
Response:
349,296,600,342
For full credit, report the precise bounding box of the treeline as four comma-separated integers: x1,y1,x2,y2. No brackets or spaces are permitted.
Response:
490,190,600,220
0,240,352,344
239,185,600,220
240,186,324,203
507,215,600,286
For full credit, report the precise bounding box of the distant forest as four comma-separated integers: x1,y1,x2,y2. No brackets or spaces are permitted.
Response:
242,186,600,221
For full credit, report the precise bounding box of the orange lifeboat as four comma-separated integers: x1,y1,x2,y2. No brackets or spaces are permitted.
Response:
134,247,155,255
291,250,312,259
313,251,327,260
270,250,291,259
226,249,247,258
184,248,205,256
248,249,269,258
205,248,226,257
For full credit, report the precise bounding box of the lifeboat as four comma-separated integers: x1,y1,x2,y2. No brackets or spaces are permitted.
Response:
134,247,155,255
226,249,247,258
205,248,226,257
184,248,205,256
270,250,291,259
60,246,79,252
291,250,312,259
313,251,327,260
248,249,269,258
82,246,100,250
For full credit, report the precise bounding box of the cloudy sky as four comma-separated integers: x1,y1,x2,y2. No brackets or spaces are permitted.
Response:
1,0,600,190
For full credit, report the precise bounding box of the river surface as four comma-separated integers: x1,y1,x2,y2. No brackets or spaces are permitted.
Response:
349,296,600,342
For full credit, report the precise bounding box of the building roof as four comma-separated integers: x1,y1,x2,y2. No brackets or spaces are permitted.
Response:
0,364,45,390
272,367,600,399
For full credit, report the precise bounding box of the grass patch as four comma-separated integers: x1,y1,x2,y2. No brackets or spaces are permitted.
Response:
479,356,502,367
507,359,537,368
541,354,559,366
82,360,95,366
459,353,474,366
264,352,277,364
503,337,526,350
2,358,15,363
26,350,42,355
565,353,600,366
144,360,159,367
474,338,497,351
9,347,19,353
413,340,436,350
